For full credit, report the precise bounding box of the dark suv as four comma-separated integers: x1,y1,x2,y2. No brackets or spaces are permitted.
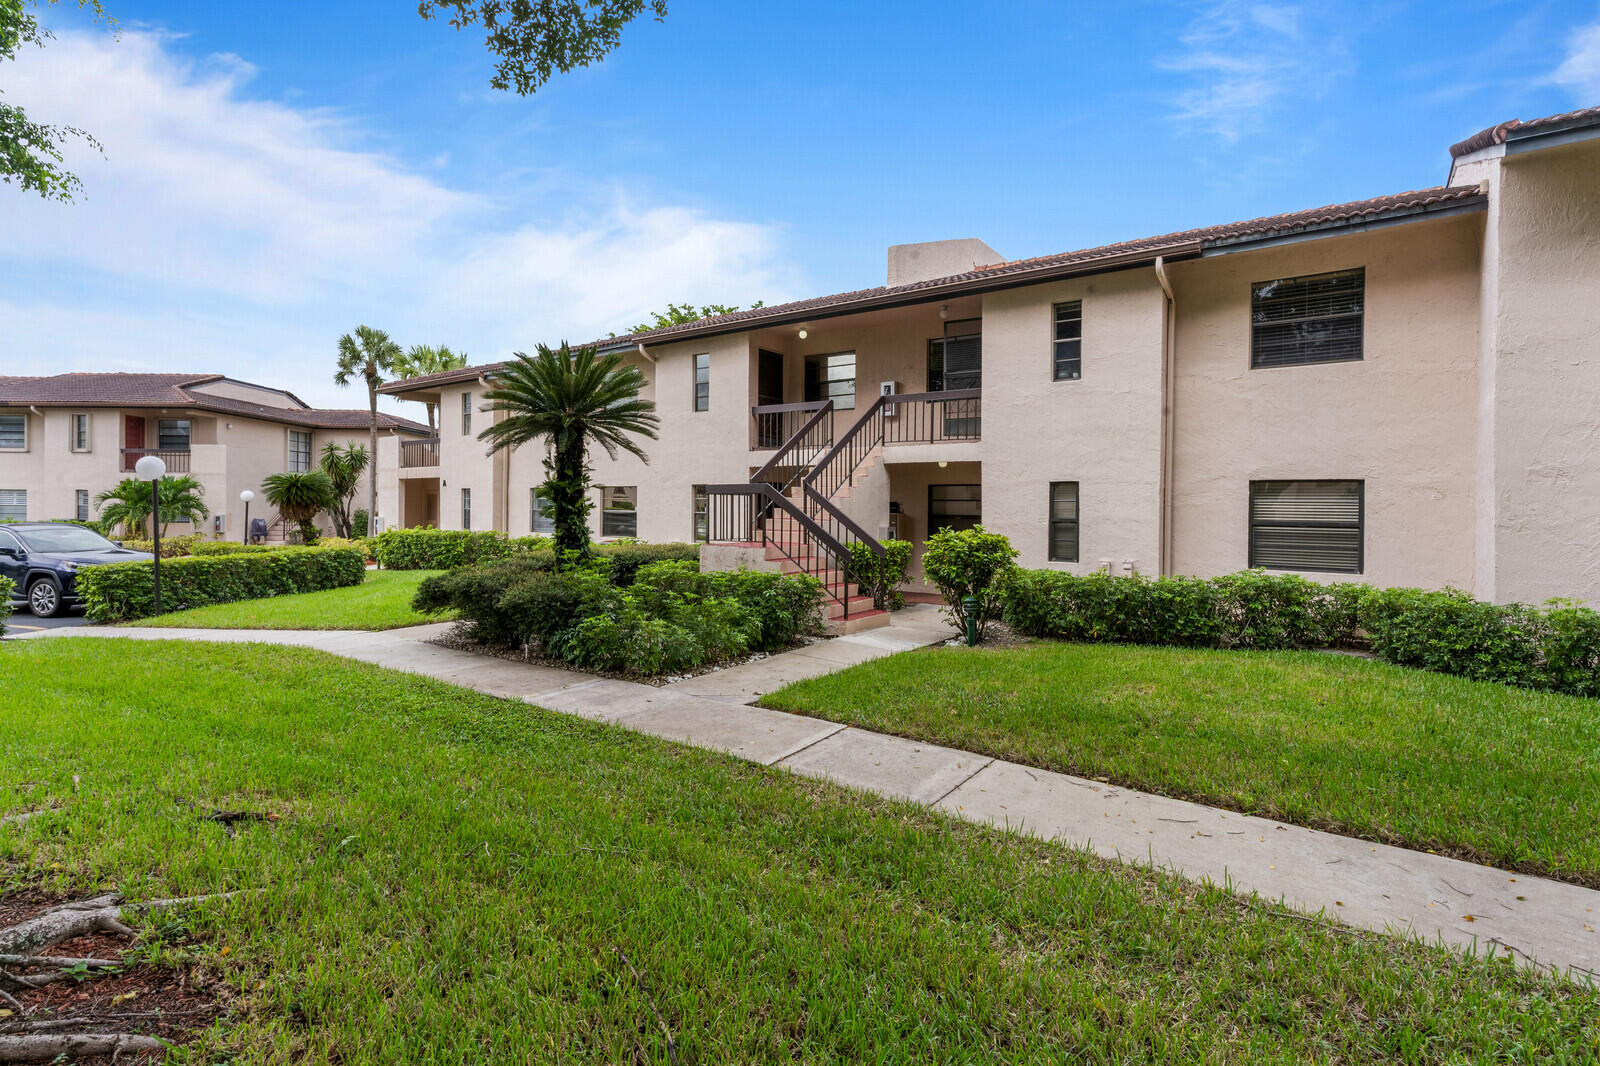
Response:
0,523,154,617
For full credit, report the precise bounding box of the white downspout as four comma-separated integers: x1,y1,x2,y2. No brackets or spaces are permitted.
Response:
1154,257,1176,577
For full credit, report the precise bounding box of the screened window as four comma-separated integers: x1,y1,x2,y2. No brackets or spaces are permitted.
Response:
462,392,473,435
804,352,856,411
0,414,26,450
76,489,90,522
1049,482,1079,562
72,413,91,452
601,485,637,538
157,419,190,450
288,430,313,473
461,487,472,530
1249,480,1363,574
1053,301,1082,380
1251,269,1364,369
692,484,709,542
693,353,710,412
928,319,982,391
929,484,981,534
530,490,555,535
0,490,25,521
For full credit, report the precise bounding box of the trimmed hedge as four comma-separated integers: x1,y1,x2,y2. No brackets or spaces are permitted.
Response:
415,558,822,676
1001,568,1600,698
0,576,12,635
77,546,366,622
371,527,700,578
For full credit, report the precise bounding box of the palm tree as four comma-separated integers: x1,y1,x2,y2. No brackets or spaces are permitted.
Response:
263,471,337,545
319,441,370,538
391,344,468,433
94,475,210,538
478,343,658,559
334,325,401,534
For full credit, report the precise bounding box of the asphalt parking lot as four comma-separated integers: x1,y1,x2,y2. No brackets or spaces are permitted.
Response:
4,610,93,633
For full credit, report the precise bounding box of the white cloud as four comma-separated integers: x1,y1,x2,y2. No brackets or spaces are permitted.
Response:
0,28,802,407
1549,21,1600,101
1161,2,1350,142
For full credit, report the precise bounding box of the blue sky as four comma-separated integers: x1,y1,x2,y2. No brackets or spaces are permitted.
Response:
3,1,1597,409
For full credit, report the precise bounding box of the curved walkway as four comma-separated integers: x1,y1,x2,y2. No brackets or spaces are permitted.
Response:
17,608,1599,980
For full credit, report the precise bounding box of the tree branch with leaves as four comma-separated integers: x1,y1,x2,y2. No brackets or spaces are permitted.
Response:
418,0,666,95
1,0,115,201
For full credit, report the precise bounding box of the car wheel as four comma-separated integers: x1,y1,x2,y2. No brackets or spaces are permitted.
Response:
27,577,63,618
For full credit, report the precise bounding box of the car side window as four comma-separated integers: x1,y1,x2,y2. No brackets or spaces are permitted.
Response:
0,529,21,553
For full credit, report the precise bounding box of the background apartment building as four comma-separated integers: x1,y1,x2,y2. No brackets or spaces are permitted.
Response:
379,106,1600,608
0,373,427,539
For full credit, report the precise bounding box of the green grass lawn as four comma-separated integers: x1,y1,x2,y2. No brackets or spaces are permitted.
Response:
1,642,1593,1062
761,641,1600,886
126,569,451,630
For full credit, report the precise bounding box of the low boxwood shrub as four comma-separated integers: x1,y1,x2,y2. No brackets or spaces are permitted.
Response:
415,556,822,677
847,539,912,611
119,533,209,558
0,576,12,635
1002,567,1600,698
76,546,366,622
371,528,531,570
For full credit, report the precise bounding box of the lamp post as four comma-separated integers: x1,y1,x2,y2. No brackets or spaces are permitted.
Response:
240,489,255,544
134,454,166,615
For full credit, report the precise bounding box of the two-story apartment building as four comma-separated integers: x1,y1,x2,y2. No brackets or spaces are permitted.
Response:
379,105,1600,618
0,373,428,538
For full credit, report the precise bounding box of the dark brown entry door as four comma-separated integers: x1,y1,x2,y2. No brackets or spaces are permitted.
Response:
756,350,785,447
123,416,145,470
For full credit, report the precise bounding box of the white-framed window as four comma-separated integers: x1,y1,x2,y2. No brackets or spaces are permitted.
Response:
461,487,472,530
288,429,313,472
1053,301,1083,380
0,413,26,451
462,391,472,436
1049,482,1079,561
693,353,710,411
71,413,92,452
76,489,90,522
0,489,26,521
692,484,708,542
601,485,637,537
530,489,555,535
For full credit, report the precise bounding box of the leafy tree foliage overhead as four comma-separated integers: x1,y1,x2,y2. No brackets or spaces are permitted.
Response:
622,300,764,337
1,0,113,201
418,0,667,95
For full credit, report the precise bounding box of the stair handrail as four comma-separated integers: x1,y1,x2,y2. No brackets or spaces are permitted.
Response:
751,399,832,495
703,482,857,616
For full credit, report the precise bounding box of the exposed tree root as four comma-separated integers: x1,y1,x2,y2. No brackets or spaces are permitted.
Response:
0,1032,165,1062
0,891,243,1061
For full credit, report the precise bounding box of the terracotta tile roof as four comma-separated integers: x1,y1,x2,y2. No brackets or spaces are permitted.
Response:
0,373,429,434
384,184,1485,394
1450,105,1600,158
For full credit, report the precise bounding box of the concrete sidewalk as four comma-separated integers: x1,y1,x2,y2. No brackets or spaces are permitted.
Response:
18,608,1600,979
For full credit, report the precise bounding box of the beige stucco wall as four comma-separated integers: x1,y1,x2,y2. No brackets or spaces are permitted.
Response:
1168,212,1482,590
1472,138,1600,605
978,270,1168,576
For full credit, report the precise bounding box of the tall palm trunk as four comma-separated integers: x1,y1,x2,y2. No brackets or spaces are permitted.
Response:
368,384,379,534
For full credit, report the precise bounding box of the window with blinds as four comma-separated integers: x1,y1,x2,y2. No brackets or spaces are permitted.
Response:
601,485,638,537
693,353,710,411
76,489,90,522
462,391,473,435
1049,482,1079,562
929,484,981,534
531,490,555,535
804,353,856,410
461,487,472,530
72,413,91,452
928,319,982,392
288,430,313,473
157,419,191,450
1251,269,1364,369
0,415,23,450
1053,301,1082,380
0,489,26,521
1249,480,1363,573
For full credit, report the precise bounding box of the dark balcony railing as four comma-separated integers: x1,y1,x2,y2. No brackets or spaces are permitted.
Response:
121,448,190,473
400,437,440,469
751,400,828,451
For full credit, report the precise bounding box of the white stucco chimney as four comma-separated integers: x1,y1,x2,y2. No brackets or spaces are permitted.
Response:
886,238,1004,287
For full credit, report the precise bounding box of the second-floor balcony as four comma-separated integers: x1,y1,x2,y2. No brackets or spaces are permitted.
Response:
121,447,191,473
750,389,981,454
400,437,441,469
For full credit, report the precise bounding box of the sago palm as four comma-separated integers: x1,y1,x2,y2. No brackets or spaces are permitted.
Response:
478,343,658,558
392,344,468,433
334,324,401,531
263,470,337,544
